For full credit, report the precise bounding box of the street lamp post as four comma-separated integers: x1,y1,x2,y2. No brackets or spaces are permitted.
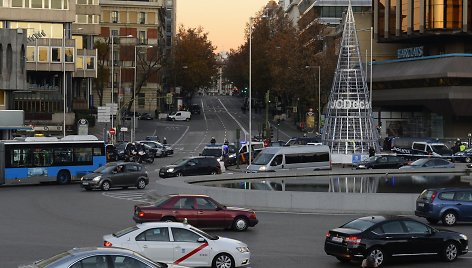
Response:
305,65,321,133
249,17,253,166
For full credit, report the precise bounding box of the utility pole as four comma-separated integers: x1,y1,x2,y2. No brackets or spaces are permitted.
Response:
265,90,270,140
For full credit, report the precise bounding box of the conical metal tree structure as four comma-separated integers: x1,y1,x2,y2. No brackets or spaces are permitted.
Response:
321,3,378,156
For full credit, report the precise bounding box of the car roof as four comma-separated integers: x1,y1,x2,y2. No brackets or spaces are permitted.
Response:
422,187,472,192
168,193,210,198
356,215,411,223
67,247,140,256
138,222,190,228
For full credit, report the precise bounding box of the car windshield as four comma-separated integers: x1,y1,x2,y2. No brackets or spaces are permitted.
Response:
113,226,139,237
431,145,452,155
253,153,275,165
364,156,379,162
35,251,71,268
172,158,189,166
190,227,219,240
410,158,429,166
342,219,376,231
202,148,222,157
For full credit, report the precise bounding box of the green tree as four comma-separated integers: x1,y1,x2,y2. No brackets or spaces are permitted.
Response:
172,26,217,100
94,39,110,106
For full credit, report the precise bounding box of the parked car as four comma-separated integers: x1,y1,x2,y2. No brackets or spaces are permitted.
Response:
133,194,258,231
354,155,408,169
81,162,149,191
159,156,221,178
190,104,201,115
415,188,472,226
145,135,161,142
19,247,189,268
399,158,455,169
103,222,251,268
285,136,321,146
200,144,237,167
138,140,165,158
324,215,468,266
139,112,154,120
167,111,191,121
454,148,472,163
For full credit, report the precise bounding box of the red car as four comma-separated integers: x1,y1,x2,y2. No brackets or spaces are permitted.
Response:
133,194,258,231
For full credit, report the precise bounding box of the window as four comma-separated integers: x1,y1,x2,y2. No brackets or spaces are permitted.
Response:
380,221,405,234
86,56,95,69
138,93,145,108
33,148,53,167
196,198,217,210
38,47,48,62
138,31,146,44
26,46,35,62
173,198,194,209
65,48,74,62
454,191,472,202
53,148,73,165
51,47,61,62
74,147,93,164
171,228,201,242
70,256,108,268
76,14,87,24
136,228,170,242
76,56,84,69
403,221,430,234
110,256,149,268
12,0,23,7
51,0,62,9
139,12,146,24
112,11,119,23
126,164,138,172
8,148,33,167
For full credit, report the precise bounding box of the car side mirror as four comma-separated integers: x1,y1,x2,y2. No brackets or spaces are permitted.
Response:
197,237,206,243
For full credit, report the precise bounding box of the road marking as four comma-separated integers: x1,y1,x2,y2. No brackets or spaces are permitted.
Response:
218,98,248,141
172,126,190,147
174,242,209,265
102,191,153,203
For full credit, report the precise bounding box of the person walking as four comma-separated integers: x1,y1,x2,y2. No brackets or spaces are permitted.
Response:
210,137,216,144
369,146,375,157
163,137,167,145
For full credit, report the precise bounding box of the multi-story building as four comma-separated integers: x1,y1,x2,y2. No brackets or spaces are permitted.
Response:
372,0,472,138
0,0,99,134
97,0,165,116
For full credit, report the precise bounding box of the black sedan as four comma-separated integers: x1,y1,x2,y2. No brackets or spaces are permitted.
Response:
324,215,468,266
454,148,472,163
354,155,408,169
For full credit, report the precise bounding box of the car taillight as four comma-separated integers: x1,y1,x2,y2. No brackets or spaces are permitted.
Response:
138,211,145,217
326,232,331,238
430,191,437,202
103,241,112,247
345,236,361,244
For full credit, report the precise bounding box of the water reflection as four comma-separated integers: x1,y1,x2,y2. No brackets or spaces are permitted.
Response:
200,174,472,194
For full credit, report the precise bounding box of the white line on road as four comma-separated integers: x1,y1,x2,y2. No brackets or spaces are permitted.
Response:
218,98,248,141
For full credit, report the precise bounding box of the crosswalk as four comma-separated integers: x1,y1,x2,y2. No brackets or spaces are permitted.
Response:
102,190,153,204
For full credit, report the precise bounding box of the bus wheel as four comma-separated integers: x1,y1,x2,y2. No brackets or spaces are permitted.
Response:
57,170,71,185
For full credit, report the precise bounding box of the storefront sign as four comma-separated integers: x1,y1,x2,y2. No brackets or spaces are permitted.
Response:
329,99,370,110
397,46,423,59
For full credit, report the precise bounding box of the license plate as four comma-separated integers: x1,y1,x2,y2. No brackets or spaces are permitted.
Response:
82,182,89,185
332,236,343,243
417,203,424,207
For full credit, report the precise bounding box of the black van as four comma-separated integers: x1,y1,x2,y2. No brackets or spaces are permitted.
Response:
158,156,221,178
190,104,201,115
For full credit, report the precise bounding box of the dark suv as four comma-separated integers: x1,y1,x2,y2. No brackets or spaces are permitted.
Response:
159,156,221,178
190,104,201,115
354,155,408,169
81,162,149,191
415,188,472,226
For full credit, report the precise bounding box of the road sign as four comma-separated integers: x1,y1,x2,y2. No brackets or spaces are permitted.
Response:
97,106,111,123
105,103,118,114
109,128,116,136
166,93,173,105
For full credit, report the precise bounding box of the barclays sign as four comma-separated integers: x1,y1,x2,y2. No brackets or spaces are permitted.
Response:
397,46,423,59
329,99,370,110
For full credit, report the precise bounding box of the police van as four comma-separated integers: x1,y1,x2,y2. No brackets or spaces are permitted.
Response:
247,145,331,172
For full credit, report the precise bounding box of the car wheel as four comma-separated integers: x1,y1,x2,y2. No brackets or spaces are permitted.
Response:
176,172,183,177
161,216,176,222
136,178,147,189
426,218,439,224
366,247,386,267
101,181,111,191
232,216,249,231
211,170,217,175
442,241,459,262
465,157,471,163
442,211,457,226
57,170,71,185
172,118,175,121
212,253,235,268
335,257,350,263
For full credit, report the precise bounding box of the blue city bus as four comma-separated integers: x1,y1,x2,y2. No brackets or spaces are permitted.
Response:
0,136,106,185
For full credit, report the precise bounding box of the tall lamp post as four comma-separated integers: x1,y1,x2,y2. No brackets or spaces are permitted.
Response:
249,17,253,166
305,65,321,133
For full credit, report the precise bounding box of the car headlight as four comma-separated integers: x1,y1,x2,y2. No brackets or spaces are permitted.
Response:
167,168,174,172
236,247,250,253
80,176,84,181
229,154,236,158
92,176,101,181
460,234,468,240
358,164,365,168
259,166,266,171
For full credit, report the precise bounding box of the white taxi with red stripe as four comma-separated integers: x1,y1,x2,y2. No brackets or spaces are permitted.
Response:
103,222,250,268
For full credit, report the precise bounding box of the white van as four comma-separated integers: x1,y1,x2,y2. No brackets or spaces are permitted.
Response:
167,111,191,121
247,145,331,172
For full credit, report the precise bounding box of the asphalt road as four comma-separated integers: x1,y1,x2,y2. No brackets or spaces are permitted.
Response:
2,95,472,267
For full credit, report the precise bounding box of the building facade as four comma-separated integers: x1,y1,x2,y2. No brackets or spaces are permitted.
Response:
97,0,165,116
0,0,99,134
372,0,472,138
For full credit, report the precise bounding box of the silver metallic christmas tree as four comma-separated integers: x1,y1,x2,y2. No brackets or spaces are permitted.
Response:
321,3,378,157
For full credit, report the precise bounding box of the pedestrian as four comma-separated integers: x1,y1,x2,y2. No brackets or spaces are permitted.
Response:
163,137,167,145
361,255,378,267
210,137,216,144
369,146,375,157
224,138,229,145
460,142,466,152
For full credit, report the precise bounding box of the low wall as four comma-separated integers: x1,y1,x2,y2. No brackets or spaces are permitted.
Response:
149,168,469,214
